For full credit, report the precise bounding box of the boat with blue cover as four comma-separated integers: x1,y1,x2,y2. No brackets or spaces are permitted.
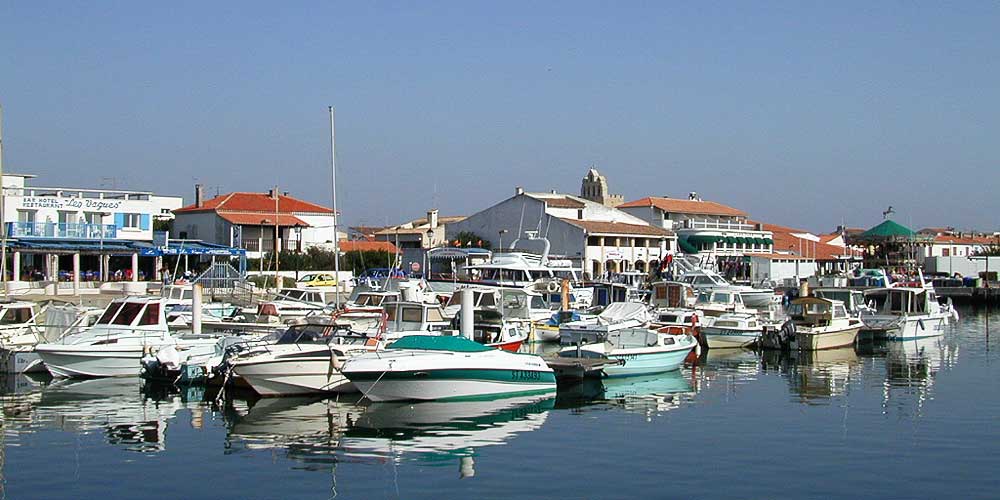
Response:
341,335,556,402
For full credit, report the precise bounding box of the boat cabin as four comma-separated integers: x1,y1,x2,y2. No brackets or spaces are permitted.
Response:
680,269,731,289
276,318,377,346
788,297,850,327
813,288,868,316
650,281,697,309
160,285,194,302
444,287,499,317
349,291,401,309
275,288,333,305
89,297,169,336
449,309,522,346
866,288,939,316
0,301,39,331
382,301,450,333
655,308,700,326
695,289,750,316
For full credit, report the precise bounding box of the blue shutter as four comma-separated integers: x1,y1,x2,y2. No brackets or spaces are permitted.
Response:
140,214,150,231
114,213,125,229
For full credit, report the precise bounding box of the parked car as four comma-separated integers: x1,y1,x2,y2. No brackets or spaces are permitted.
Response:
295,273,338,287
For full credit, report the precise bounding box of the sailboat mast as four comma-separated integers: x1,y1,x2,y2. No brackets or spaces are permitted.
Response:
0,104,6,294
329,106,341,309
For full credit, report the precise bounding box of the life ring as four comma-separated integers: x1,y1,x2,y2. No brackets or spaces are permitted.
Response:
546,281,560,294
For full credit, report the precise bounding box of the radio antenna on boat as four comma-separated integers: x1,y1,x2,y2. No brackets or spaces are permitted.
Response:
329,106,341,309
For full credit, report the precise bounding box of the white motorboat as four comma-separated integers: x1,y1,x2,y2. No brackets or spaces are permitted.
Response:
442,286,499,319
341,335,556,402
812,288,875,318
230,315,384,397
788,297,862,350
862,285,957,340
35,297,218,378
680,268,775,308
650,281,698,310
557,324,698,377
700,312,762,349
694,289,757,319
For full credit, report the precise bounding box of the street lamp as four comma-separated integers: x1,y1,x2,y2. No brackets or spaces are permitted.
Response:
498,229,508,252
98,212,111,282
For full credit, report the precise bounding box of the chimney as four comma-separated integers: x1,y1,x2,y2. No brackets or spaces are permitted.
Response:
267,188,277,199
195,184,204,208
515,186,524,196
427,209,439,229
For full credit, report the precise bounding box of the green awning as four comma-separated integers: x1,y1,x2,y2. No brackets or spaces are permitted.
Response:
724,236,737,244
734,237,748,244
763,238,773,245
753,237,766,244
678,238,699,254
859,219,916,238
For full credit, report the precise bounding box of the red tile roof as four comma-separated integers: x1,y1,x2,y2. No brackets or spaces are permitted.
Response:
618,197,747,217
542,197,586,209
175,192,333,214
338,241,398,253
558,218,673,236
219,213,307,227
765,223,861,261
933,235,998,245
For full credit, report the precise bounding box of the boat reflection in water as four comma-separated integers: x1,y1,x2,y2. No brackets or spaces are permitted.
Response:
1,376,200,452
555,370,695,420
225,392,555,478
694,348,761,397
226,396,365,469
882,335,958,416
784,347,859,404
342,393,555,476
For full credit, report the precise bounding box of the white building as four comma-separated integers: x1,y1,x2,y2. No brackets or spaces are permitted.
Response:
0,172,184,285
172,186,338,260
444,187,674,278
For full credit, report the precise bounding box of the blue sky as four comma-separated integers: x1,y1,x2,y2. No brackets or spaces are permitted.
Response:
2,1,998,232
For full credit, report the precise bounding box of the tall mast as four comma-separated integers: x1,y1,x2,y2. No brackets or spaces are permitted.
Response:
0,104,7,294
329,106,340,308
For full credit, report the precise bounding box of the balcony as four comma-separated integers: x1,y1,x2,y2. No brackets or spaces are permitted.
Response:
684,219,757,231
6,222,117,239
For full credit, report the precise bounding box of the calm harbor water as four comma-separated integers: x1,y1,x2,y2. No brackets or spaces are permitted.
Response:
2,306,998,499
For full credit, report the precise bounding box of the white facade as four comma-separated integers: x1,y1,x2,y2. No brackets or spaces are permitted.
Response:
750,255,817,286
2,173,183,242
445,189,674,277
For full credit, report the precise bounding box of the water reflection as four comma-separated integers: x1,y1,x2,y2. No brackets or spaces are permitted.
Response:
555,370,696,419
881,335,958,416
768,348,860,404
1,376,197,453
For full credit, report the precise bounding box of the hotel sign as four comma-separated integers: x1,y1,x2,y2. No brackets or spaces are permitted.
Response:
19,196,123,211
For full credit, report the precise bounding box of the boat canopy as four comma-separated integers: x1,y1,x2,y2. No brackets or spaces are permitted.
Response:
388,335,494,352
597,302,651,324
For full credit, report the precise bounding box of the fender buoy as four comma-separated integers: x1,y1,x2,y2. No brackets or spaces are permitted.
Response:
546,281,560,294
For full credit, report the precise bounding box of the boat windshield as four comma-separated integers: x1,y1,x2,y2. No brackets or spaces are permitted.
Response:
96,302,124,324
112,302,144,325
277,324,331,344
0,307,32,325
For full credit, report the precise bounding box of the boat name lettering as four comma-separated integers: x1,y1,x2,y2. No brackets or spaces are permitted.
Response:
618,354,639,361
511,370,541,381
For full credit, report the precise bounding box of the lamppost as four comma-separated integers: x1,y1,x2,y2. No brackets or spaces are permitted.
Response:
424,228,435,278
498,229,508,252
98,211,111,282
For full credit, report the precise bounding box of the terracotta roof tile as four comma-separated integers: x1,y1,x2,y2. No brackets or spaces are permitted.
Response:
175,192,333,214
218,213,308,227
558,218,673,236
542,197,586,209
618,197,747,217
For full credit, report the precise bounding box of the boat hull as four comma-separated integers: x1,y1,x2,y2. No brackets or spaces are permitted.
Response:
603,348,693,377
348,368,556,402
534,325,560,342
887,315,948,340
233,357,356,396
796,326,861,350
35,345,149,378
702,328,760,349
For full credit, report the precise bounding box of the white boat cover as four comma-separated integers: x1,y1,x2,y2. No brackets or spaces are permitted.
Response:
42,305,85,343
597,302,651,325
